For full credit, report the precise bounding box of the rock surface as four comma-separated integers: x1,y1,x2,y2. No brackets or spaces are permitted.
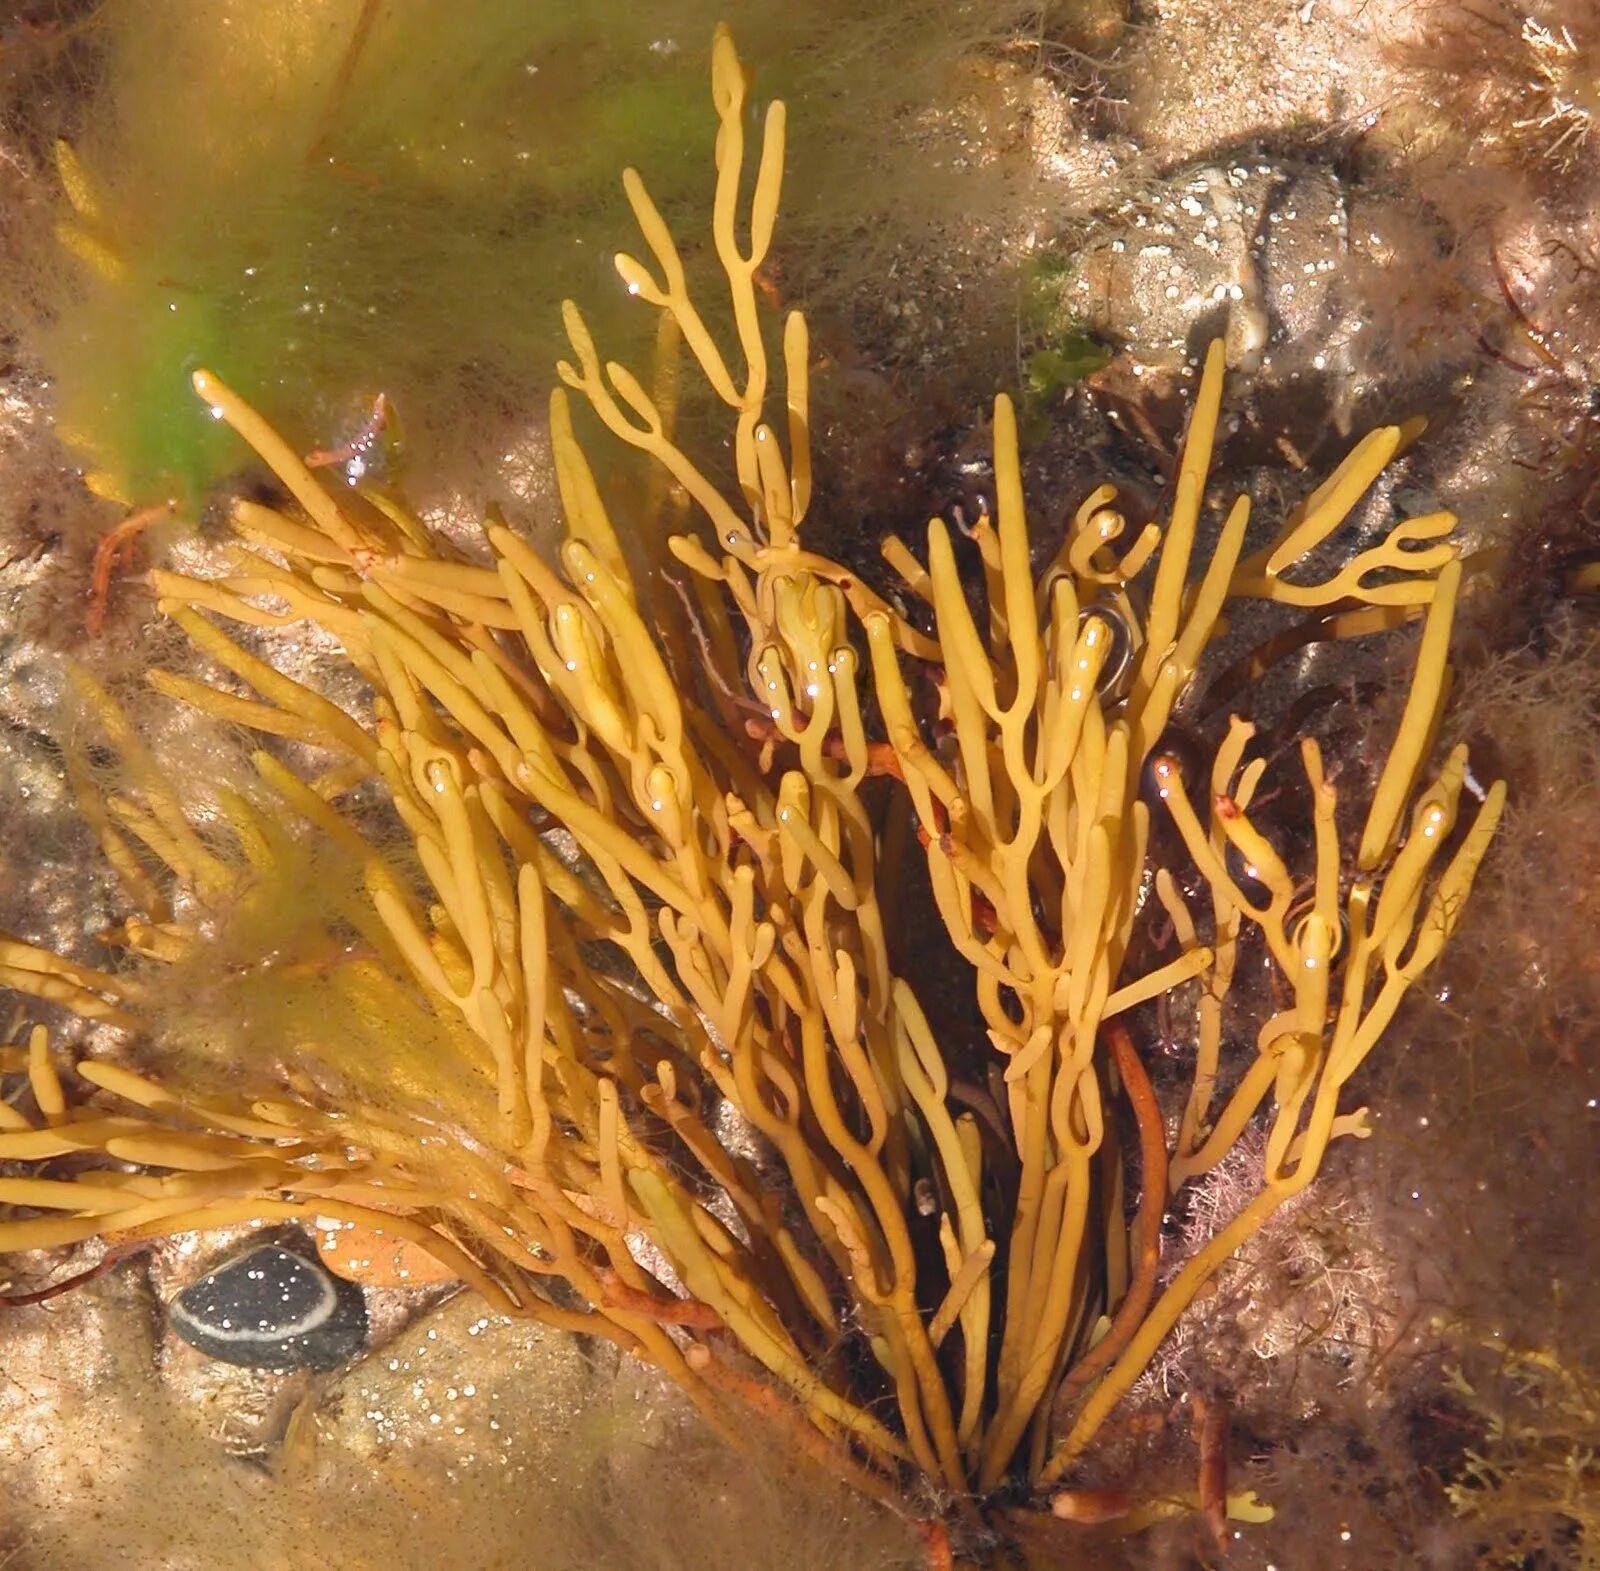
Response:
168,1243,368,1372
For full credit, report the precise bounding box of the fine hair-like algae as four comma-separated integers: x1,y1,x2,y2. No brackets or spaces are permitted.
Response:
2,0,1047,519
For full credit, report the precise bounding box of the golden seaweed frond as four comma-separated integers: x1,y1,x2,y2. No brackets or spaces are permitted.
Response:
0,24,1503,1531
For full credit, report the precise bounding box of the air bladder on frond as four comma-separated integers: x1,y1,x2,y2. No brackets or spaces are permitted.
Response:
0,24,1501,1529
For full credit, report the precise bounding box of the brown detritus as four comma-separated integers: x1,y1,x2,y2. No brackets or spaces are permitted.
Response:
597,1271,724,1330
742,712,909,783
912,1518,955,1571
1193,1391,1230,1555
85,500,171,636
1487,245,1568,374
1050,1485,1135,1524
0,1239,149,1307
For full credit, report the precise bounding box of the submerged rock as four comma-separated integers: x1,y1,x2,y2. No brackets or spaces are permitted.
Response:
168,1243,368,1372
1064,156,1355,377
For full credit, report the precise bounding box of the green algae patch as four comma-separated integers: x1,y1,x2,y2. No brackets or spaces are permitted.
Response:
16,0,1041,515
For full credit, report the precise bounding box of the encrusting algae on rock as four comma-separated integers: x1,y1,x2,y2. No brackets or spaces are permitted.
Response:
0,26,1504,1557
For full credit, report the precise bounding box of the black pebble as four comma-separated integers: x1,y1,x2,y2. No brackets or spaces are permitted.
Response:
169,1242,368,1371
